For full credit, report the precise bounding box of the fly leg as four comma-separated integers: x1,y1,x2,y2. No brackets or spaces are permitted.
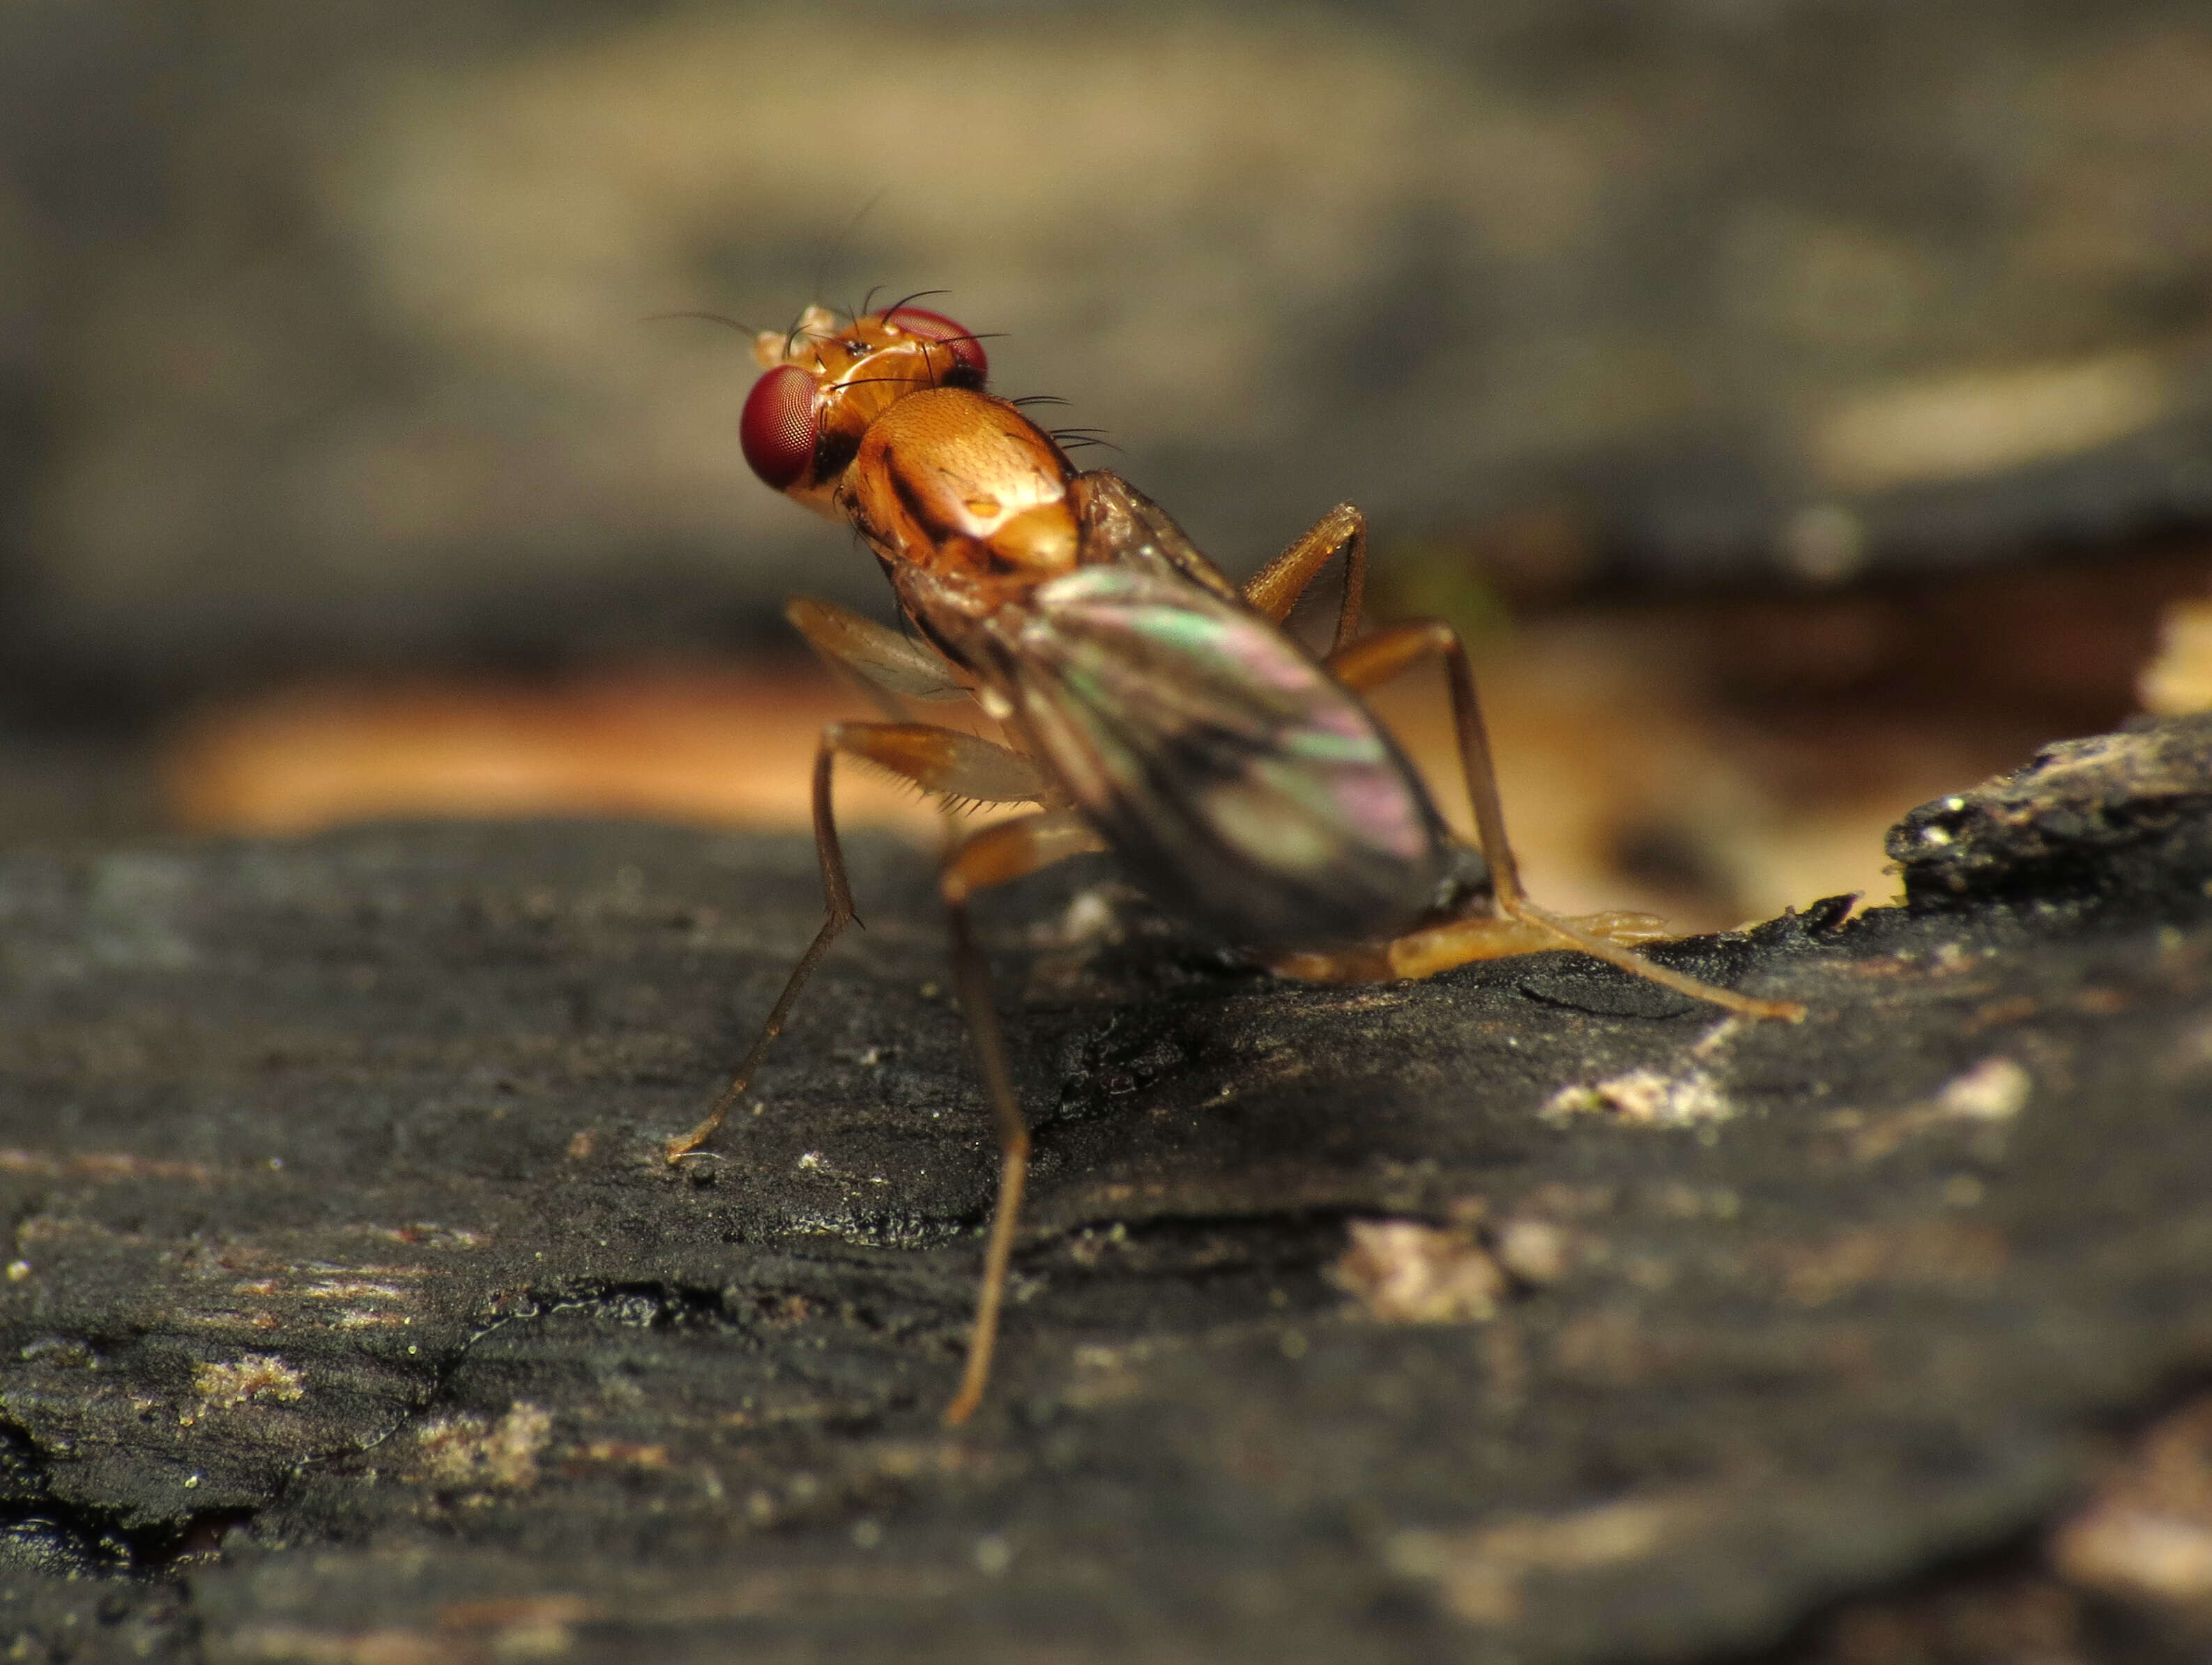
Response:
785,594,972,717
1327,621,1806,1022
664,721,1053,1163
937,811,1108,1426
1242,504,1368,654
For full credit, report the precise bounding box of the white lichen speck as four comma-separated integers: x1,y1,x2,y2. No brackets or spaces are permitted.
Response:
1542,1067,1733,1128
1933,1056,2031,1123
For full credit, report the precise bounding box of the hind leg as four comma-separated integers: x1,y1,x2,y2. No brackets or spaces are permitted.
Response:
1270,909,1670,984
1311,620,1804,1020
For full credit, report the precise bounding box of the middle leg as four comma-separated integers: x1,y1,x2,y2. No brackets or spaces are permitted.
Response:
1242,502,1369,654
664,721,1054,1164
936,811,1107,1426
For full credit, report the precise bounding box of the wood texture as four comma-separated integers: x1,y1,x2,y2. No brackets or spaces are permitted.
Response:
1,716,2210,1662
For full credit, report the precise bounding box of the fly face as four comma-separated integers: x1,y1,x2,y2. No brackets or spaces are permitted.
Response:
740,300,991,516
740,301,1081,611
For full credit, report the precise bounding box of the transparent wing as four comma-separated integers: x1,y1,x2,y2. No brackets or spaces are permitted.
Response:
1004,563,1459,949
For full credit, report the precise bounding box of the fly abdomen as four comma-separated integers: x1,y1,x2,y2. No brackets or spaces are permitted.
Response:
1004,565,1463,949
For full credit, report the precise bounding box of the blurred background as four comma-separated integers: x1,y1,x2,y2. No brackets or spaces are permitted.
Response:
4,0,2212,929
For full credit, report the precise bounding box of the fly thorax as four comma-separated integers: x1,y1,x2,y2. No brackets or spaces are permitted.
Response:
852,392,1074,558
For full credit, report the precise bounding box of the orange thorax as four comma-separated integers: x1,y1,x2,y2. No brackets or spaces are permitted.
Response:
838,389,1080,611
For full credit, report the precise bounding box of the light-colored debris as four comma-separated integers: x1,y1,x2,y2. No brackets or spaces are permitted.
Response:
193,1353,305,1411
0,1147,217,1183
2057,1507,2212,1605
577,1441,668,1469
1689,1016,1747,1061
1382,1496,1689,1624
415,1401,553,1491
333,1308,410,1329
374,1222,485,1249
1843,1054,2031,1160
1811,349,2167,495
1492,1218,1572,1285
222,1620,463,1663
1333,1220,1507,1323
1542,1066,1732,1128
1778,1220,2008,1307
2140,597,2212,716
303,1280,411,1300
2053,1395,2212,1606
1933,1055,2031,1123
1026,885,1126,950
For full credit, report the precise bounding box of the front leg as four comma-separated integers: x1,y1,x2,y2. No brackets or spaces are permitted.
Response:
786,594,970,721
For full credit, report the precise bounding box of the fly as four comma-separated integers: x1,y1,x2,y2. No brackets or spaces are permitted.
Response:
666,297,1806,1425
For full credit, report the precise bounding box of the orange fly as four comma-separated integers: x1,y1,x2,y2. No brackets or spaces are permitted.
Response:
668,297,1805,1425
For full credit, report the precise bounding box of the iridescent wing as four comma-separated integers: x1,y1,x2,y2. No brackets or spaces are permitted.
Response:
996,497,1465,949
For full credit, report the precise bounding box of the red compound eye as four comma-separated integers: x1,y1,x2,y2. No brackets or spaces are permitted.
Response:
740,364,818,490
884,306,988,383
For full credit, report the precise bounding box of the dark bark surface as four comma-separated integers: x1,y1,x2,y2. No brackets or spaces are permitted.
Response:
1,716,2211,1663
